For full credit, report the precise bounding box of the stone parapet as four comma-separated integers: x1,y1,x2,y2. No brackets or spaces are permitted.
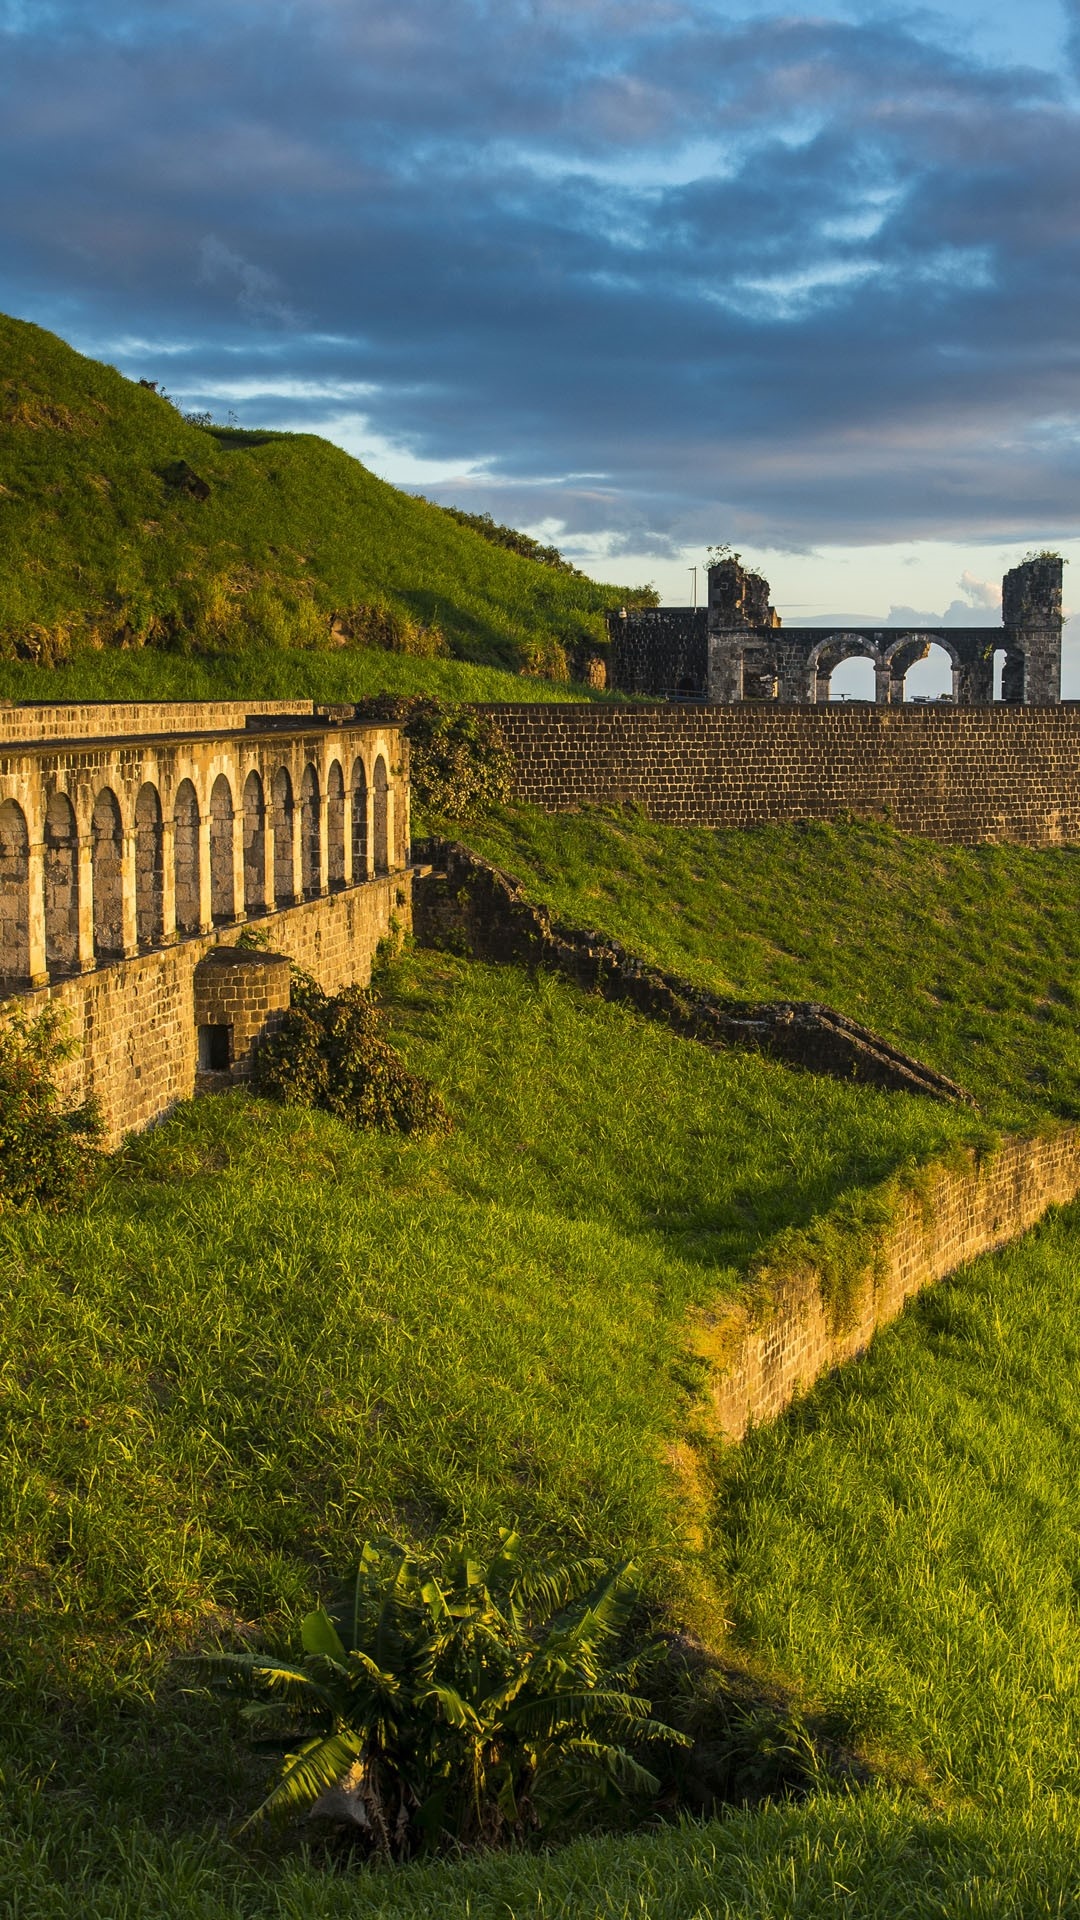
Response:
705,1130,1080,1440
476,702,1080,846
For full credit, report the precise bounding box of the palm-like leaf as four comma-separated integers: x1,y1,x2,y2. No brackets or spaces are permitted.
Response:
195,1533,684,1857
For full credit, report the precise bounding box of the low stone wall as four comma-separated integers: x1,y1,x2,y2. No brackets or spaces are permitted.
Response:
18,872,410,1147
0,699,313,743
707,1130,1080,1440
479,701,1080,844
414,842,968,1103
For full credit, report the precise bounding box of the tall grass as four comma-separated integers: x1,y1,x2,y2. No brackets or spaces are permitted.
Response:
717,1203,1080,1809
467,806,1080,1124
0,953,971,1904
0,644,596,707
1,313,641,672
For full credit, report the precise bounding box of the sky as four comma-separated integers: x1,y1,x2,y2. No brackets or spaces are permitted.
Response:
4,0,1080,691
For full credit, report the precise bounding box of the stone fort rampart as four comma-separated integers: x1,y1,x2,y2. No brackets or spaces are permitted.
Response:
480,701,1080,845
0,701,411,1144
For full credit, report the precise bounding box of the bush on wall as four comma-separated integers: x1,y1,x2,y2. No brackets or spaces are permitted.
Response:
353,695,512,822
0,1004,101,1210
251,974,451,1137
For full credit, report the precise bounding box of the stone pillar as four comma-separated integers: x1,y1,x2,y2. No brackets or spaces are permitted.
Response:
231,804,246,923
385,784,397,873
365,783,376,879
708,636,746,701
290,789,303,902
26,837,48,988
197,812,213,934
161,818,177,943
876,662,895,706
76,832,95,971
120,827,139,957
317,790,330,894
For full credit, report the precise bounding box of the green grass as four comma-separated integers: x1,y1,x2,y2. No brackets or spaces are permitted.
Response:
0,950,974,1909
7,820,1080,1914
466,806,1080,1126
0,312,645,673
0,642,595,708
717,1203,1080,1810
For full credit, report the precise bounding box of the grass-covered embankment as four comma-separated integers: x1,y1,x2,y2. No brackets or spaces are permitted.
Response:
467,806,1080,1125
0,313,647,673
0,949,977,1911
0,643,597,709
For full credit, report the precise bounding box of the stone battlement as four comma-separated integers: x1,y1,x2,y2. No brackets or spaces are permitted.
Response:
0,702,412,1143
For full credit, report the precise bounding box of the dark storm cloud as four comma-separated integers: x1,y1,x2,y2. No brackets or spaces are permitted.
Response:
3,0,1080,550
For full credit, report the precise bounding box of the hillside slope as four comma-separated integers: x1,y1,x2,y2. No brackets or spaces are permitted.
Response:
0,313,643,673
466,806,1080,1127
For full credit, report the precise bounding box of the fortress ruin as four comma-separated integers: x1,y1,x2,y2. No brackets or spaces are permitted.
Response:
0,700,411,1145
609,554,1064,705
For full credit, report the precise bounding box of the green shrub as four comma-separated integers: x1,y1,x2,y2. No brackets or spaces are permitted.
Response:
0,1003,101,1210
195,1530,688,1855
251,976,450,1135
354,695,512,821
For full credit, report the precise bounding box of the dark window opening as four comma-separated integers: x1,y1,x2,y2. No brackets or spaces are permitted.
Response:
198,1023,232,1071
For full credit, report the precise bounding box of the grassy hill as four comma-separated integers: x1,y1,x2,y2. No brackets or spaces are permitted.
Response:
0,313,646,680
467,806,1080,1128
9,804,1080,1912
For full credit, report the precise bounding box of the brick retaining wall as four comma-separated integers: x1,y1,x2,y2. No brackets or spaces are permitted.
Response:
707,1130,1080,1439
481,702,1080,843
18,872,410,1147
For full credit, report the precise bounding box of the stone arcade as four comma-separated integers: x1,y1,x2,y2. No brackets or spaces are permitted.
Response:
0,700,411,1145
610,553,1064,705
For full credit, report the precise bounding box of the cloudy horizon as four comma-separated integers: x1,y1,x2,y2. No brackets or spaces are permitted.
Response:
4,0,1080,686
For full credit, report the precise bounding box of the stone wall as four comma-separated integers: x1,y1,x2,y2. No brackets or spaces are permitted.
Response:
0,699,313,743
479,702,1080,844
415,841,968,1103
18,872,409,1146
707,1130,1080,1440
608,608,708,698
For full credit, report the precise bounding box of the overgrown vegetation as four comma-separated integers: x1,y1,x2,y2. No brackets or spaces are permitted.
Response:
252,974,450,1136
9,801,1080,1911
467,805,1080,1126
0,313,645,676
0,1003,100,1210
355,696,512,822
197,1532,686,1853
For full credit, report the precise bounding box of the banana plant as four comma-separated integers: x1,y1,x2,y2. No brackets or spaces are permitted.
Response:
194,1531,688,1856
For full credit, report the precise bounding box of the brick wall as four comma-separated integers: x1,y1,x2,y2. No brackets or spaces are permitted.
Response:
708,1130,1080,1440
19,871,410,1146
0,700,312,743
480,702,1080,843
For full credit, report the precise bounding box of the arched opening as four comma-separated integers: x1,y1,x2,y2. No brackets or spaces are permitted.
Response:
300,764,321,899
243,770,266,915
0,798,30,987
826,656,876,702
902,641,955,703
134,783,164,949
272,768,294,906
210,774,234,924
43,790,79,977
351,758,368,881
91,787,124,963
373,755,390,876
327,760,346,890
174,779,201,936
1000,647,1026,704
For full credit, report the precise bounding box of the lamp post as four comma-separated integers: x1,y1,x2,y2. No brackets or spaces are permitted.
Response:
689,566,698,610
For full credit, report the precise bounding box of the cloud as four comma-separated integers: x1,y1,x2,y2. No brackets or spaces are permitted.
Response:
197,235,301,328
1,1,1080,555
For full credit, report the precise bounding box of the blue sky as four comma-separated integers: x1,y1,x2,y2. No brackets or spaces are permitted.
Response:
4,0,1080,687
